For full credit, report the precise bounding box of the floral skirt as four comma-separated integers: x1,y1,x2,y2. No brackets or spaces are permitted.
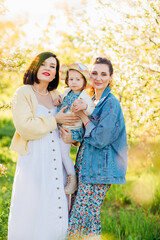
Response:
67,142,111,239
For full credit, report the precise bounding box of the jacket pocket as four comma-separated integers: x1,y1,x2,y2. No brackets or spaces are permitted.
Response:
89,146,94,177
103,147,109,170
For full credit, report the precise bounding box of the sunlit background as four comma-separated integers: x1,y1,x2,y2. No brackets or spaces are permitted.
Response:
4,0,102,48
0,0,160,239
2,0,136,49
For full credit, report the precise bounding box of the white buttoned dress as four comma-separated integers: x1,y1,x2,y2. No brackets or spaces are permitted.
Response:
8,105,68,240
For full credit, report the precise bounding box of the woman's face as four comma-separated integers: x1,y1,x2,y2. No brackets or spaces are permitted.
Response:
91,64,112,91
37,57,57,83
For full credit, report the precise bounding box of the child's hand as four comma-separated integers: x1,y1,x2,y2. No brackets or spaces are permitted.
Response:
53,95,62,107
71,99,87,112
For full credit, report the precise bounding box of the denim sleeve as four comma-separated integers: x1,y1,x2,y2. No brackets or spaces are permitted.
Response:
84,98,122,149
71,128,84,142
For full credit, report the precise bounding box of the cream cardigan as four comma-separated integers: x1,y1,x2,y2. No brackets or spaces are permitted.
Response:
10,85,60,155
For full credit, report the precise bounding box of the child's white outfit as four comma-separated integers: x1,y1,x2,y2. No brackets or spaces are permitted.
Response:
57,88,95,191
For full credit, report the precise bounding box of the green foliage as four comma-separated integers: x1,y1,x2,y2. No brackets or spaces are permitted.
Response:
101,205,160,240
0,112,16,239
0,198,11,240
150,187,160,215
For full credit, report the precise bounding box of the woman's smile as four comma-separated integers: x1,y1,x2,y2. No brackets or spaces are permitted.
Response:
94,81,102,86
42,72,50,76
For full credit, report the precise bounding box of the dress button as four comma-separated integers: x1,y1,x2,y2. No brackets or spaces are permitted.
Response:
84,162,86,165
52,140,54,142
59,206,61,209
58,197,61,199
48,111,51,113
53,149,55,151
59,216,62,219
56,178,58,180
53,159,56,161
54,168,57,170
57,187,59,190
50,131,52,134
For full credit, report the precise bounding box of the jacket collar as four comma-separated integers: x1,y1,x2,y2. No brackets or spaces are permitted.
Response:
100,86,111,100
93,86,111,108
90,86,111,119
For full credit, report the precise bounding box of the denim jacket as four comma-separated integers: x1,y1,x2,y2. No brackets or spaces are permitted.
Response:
80,86,127,184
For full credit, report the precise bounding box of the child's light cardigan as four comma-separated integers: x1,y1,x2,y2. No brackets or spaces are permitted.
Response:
10,85,59,155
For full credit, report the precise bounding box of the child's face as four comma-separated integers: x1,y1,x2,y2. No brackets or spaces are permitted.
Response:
68,70,85,93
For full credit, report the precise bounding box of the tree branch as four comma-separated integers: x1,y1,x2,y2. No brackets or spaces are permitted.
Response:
155,18,159,25
148,68,160,74
149,37,157,45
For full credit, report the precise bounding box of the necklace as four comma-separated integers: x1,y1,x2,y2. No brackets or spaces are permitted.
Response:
32,87,49,96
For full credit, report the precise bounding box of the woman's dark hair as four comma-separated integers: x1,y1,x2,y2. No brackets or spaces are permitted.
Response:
23,52,60,91
93,57,113,76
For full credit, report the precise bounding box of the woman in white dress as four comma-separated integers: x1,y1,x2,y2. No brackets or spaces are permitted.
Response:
8,52,79,240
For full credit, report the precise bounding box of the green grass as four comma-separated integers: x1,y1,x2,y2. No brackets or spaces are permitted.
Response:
0,111,16,239
101,191,160,240
0,111,160,240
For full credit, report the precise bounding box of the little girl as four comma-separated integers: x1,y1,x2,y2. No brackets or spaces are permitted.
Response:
56,63,95,195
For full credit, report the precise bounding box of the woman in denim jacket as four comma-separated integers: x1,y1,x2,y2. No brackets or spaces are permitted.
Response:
60,57,127,239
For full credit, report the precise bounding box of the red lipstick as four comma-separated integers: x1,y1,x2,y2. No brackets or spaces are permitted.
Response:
43,72,50,76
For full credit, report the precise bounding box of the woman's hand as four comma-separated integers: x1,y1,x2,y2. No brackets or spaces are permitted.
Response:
53,95,62,107
71,99,87,112
59,126,76,144
55,106,79,125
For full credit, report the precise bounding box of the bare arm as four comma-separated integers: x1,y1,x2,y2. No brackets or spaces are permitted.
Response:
71,100,91,127
71,98,95,116
59,126,77,144
53,95,62,107
72,110,90,127
55,106,79,126
71,99,87,112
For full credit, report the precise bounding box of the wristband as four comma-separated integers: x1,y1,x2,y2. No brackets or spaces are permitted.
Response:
84,120,91,128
